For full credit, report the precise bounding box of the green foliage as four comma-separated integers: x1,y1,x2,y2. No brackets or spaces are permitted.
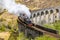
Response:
17,32,28,40
0,18,6,22
44,24,56,30
9,32,28,40
0,24,6,32
9,33,58,40
44,20,60,34
35,35,57,40
8,31,19,40
0,17,60,40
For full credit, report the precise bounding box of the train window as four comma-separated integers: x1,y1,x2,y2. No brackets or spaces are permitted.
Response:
33,14,36,17
37,12,40,16
45,10,48,15
56,9,59,13
41,11,44,16
50,10,53,14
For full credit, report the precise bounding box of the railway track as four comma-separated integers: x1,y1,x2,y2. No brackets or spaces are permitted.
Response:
18,17,60,38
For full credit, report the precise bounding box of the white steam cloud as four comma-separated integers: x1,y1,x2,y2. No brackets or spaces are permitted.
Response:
0,0,31,18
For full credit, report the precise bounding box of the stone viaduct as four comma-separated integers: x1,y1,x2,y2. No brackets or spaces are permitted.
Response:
30,6,60,25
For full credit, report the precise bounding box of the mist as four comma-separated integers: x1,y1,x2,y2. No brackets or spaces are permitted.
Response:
1,0,31,18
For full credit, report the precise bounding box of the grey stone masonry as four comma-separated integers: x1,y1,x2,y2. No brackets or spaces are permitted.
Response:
30,6,60,25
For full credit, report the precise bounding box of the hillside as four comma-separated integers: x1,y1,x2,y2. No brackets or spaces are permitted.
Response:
16,0,60,10
0,0,60,40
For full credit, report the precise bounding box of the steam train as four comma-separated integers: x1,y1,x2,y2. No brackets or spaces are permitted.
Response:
18,13,33,26
18,13,43,39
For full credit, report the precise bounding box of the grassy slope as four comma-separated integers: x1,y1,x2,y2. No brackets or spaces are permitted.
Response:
0,11,59,40
0,12,60,40
0,32,10,40
0,11,18,40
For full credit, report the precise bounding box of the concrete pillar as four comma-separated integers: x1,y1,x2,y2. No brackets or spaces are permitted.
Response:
59,8,60,20
30,13,33,22
40,11,45,25
32,13,35,23
35,13,37,24
54,9,57,22
45,10,49,24
36,12,40,25
55,9,59,20
49,9,54,23
39,12,41,25
44,11,46,24
33,17,36,23
53,9,56,23
32,13,37,24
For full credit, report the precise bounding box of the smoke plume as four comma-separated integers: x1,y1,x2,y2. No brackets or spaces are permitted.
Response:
0,0,31,18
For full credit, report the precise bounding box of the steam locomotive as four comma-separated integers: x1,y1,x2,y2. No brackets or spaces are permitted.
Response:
18,13,32,26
